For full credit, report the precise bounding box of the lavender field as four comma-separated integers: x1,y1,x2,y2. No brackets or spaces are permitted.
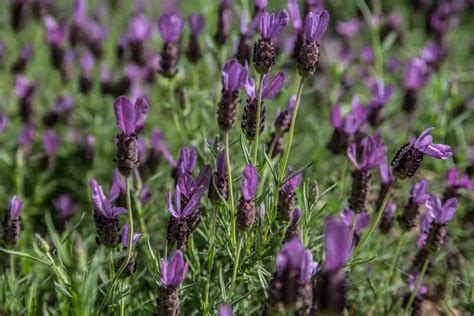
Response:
0,0,473,315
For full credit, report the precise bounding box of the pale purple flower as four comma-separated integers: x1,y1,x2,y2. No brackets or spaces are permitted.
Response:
336,19,361,38
259,10,289,40
160,250,189,289
446,168,473,191
242,164,258,201
109,169,125,202
426,195,458,225
361,45,374,64
176,147,197,176
330,97,368,136
159,13,184,43
127,14,153,42
421,41,446,65
408,271,428,297
18,123,35,148
404,58,430,91
15,75,37,100
121,224,142,248
369,79,394,109
221,58,249,93
340,208,371,236
413,128,452,159
189,14,205,37
244,71,285,101
89,179,127,218
379,158,394,185
44,16,68,45
347,134,387,172
288,0,303,31
324,216,351,271
53,195,79,219
114,96,149,136
281,168,302,195
276,237,318,283
80,50,94,78
410,180,430,205
304,10,329,44
43,129,61,156
8,196,23,219
387,57,401,72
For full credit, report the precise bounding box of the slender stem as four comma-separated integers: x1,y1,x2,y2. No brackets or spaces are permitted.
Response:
388,232,405,284
403,254,430,315
231,235,244,289
353,179,396,256
252,74,265,165
98,177,134,314
224,131,236,247
203,207,218,315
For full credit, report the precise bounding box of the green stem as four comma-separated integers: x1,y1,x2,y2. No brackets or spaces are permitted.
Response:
388,232,405,284
252,73,265,165
231,235,244,290
353,179,396,256
403,254,430,315
98,177,134,314
224,131,236,248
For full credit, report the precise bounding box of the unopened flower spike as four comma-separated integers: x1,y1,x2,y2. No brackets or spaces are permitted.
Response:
186,14,205,63
237,164,258,230
277,167,303,220
158,13,184,78
158,250,189,315
398,179,430,231
2,196,23,246
208,151,229,205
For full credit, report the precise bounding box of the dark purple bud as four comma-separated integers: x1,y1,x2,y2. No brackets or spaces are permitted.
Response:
186,14,205,63
3,195,23,245
189,14,205,37
209,151,229,205
274,95,296,135
398,180,429,232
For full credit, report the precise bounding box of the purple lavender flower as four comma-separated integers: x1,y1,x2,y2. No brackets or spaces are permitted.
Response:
347,134,386,212
43,95,74,127
429,2,460,37
380,202,397,234
139,186,152,205
218,305,233,316
186,14,205,63
237,164,258,230
402,58,430,113
421,41,447,69
53,195,79,221
117,223,142,276
158,13,184,78
214,0,233,46
398,179,430,231
15,75,37,123
209,151,229,205
175,147,197,178
114,96,149,176
79,50,94,94
121,224,142,249
267,96,296,157
392,128,452,179
336,19,361,39
42,129,61,157
284,207,302,242
61,50,74,82
340,208,370,244
278,168,302,220
367,79,395,126
142,128,176,173
127,14,153,65
2,196,23,246
217,58,249,131
297,10,329,77
267,237,317,312
18,123,35,151
242,72,284,140
158,250,189,315
288,0,305,59
90,179,127,247
253,9,289,74
44,15,68,45
443,168,473,201
11,45,33,73
109,169,126,204
405,271,428,314
315,216,350,314
235,12,254,64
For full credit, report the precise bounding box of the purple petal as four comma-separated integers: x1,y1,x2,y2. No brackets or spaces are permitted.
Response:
242,164,258,200
216,150,227,177
262,72,285,99
346,143,360,169
410,179,430,205
218,305,233,316
121,224,142,248
422,143,452,160
43,129,61,156
244,78,257,100
151,128,176,166
189,14,205,36
89,179,107,216
114,96,136,135
324,216,351,271
330,103,343,129
177,147,197,175
159,13,184,43
288,0,303,31
133,96,149,133
260,10,289,40
8,196,23,219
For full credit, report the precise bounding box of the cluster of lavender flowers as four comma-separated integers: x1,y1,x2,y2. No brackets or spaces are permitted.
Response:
0,0,472,315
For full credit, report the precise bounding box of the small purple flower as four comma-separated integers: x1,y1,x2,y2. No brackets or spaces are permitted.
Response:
274,95,296,135
114,96,149,136
242,164,258,201
347,134,386,172
218,304,233,316
288,0,303,32
336,19,361,38
244,71,285,101
324,216,351,271
276,237,318,283
277,168,302,220
408,271,428,297
53,195,79,220
259,10,289,40
53,95,74,113
109,169,126,202
14,75,36,100
3,195,23,245
303,10,329,43
330,97,367,136
222,58,249,93
139,185,152,205
159,13,184,43
189,14,205,37
127,14,153,42
168,185,201,219
89,179,127,218
410,179,430,205
8,196,23,220
379,158,394,185
369,79,394,109
176,147,197,176
426,195,458,225
446,168,473,191
160,250,189,289
421,41,446,66
403,58,430,91
80,50,94,78
43,129,61,156
281,170,302,196
413,128,452,160
44,15,68,45
121,224,142,249
237,164,259,229
340,208,371,237
18,123,35,148
360,45,374,64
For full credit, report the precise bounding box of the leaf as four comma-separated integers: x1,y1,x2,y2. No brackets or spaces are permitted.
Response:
0,248,47,265
263,152,278,184
219,266,227,302
282,160,314,184
240,134,251,165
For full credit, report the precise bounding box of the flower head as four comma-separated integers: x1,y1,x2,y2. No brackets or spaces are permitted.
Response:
288,0,303,31
244,72,285,101
276,237,318,283
80,50,94,77
221,58,249,93
369,79,394,109
189,14,205,37
324,216,351,271
127,14,153,42
151,128,176,165
404,58,430,90
304,10,329,43
446,168,473,190
114,96,149,136
8,196,23,219
426,195,458,225
121,224,142,248
43,129,61,156
44,16,68,45
413,128,452,159
340,208,371,236
242,164,258,201
259,10,289,40
53,195,78,220
336,19,361,38
378,158,394,185
281,168,302,195
330,97,367,136
15,75,37,99
410,179,430,205
89,179,127,218
347,134,386,172
159,13,184,43
176,146,197,176
160,250,189,289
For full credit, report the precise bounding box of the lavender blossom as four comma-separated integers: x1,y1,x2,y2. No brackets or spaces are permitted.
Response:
391,128,452,179
237,164,258,230
11,45,33,73
268,96,296,157
2,196,23,246
214,0,233,46
158,250,189,315
218,305,233,316
242,72,284,140
42,129,61,158
340,208,371,244
267,238,317,313
405,271,428,315
15,75,37,123
398,179,430,231
217,58,248,131
235,12,254,64
18,123,36,152
90,179,127,247
253,9,289,74
284,208,301,242
142,128,176,174
114,96,149,176
367,79,395,126
43,95,74,127
421,41,447,69
297,10,329,77
402,58,430,113
115,224,142,277
186,14,205,63
443,168,473,201
79,50,94,94
175,147,197,178
158,13,184,78
347,134,386,212
374,158,395,213
209,151,229,205
44,16,68,70
277,168,302,220
379,202,397,234
53,195,79,221
288,0,304,59
127,14,153,65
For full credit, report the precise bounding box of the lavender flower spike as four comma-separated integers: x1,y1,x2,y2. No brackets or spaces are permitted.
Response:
392,128,452,179
398,179,430,231
254,9,289,74
53,195,78,221
121,224,142,249
297,10,329,77
267,237,317,313
114,96,149,176
43,129,61,157
90,179,127,247
217,59,249,131
422,195,458,252
2,196,23,246
159,13,184,78
443,168,473,201
402,58,430,113
209,151,229,205
117,224,142,276
288,0,304,59
237,164,258,230
186,14,205,63
158,250,189,315
277,168,302,220
214,0,233,46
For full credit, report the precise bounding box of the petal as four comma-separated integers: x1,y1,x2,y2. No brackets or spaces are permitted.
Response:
133,96,149,133
167,191,179,218
267,9,289,39
89,179,107,216
288,0,302,30
314,10,329,44
114,96,136,135
262,72,285,99
346,143,360,169
324,216,352,271
242,164,258,200
329,103,343,129
414,128,434,149
422,143,452,160
440,198,458,224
